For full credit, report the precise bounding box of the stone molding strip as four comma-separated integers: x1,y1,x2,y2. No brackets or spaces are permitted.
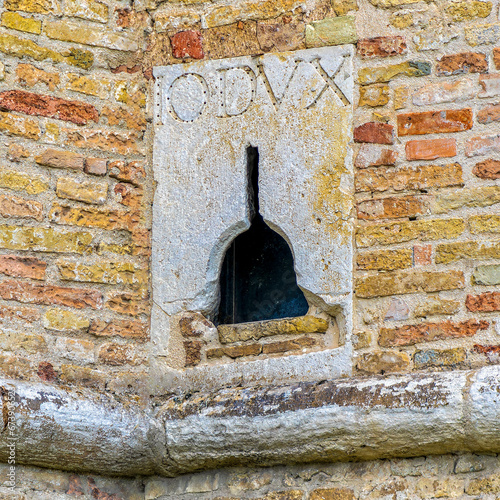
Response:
1,366,499,477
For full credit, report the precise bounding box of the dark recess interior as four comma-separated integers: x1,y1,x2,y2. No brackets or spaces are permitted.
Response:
217,146,309,325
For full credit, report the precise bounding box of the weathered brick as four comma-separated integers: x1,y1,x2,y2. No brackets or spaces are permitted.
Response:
397,109,473,136
309,488,354,500
390,12,413,28
414,348,466,369
89,319,148,341
357,219,464,247
55,337,95,363
405,139,456,161
60,364,105,389
108,160,145,187
358,84,389,107
16,63,59,91
357,36,406,58
35,149,84,170
58,261,147,286
474,345,500,364
0,304,39,322
356,269,464,298
479,74,500,98
466,474,500,495
358,61,430,85
413,80,475,106
56,177,108,205
114,183,142,209
354,144,397,169
0,353,31,379
414,297,460,318
105,291,149,316
354,122,394,144
179,311,213,338
98,343,142,366
465,23,500,47
44,20,138,51
65,129,142,156
446,1,492,21
202,22,262,60
379,319,487,347
436,52,488,76
184,339,202,366
0,33,93,70
466,134,500,157
37,361,57,382
7,143,30,162
0,90,98,126
352,331,371,349
49,204,136,230
305,16,357,47
467,292,500,312
356,249,412,271
357,195,429,220
43,308,90,332
0,224,92,254
5,0,57,13
0,331,45,354
394,85,409,109
0,280,102,308
356,163,463,193
0,110,40,139
473,264,500,286
473,159,500,179
101,105,147,132
357,351,410,375
437,241,500,264
171,30,204,59
332,0,358,16
207,343,262,359
0,254,46,280
64,0,108,24
470,215,500,234
477,103,500,124
413,244,432,266
1,11,41,34
0,194,43,220
262,336,320,354
433,186,500,214
66,73,111,99
256,18,305,53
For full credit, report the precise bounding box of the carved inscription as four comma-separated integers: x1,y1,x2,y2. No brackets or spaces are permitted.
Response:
164,55,351,123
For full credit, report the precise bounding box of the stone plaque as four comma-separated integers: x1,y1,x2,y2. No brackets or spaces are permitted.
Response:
152,46,354,386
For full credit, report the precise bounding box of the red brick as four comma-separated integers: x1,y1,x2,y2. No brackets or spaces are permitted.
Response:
0,304,40,322
0,194,43,220
357,36,406,57
466,292,500,312
114,183,142,209
35,148,85,170
109,160,145,187
355,144,398,169
357,195,429,220
0,90,98,125
477,103,500,124
473,159,500,179
436,52,488,76
397,109,473,136
379,319,489,347
354,122,394,144
0,255,46,280
413,245,432,266
356,163,463,193
0,280,102,309
171,30,204,59
89,319,148,341
37,361,57,382
207,343,262,359
474,344,500,355
105,291,149,316
84,158,107,176
466,135,500,157
405,138,457,161
494,48,500,70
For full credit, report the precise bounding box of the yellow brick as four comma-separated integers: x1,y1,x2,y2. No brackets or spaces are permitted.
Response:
433,186,500,214
43,308,90,332
0,111,40,140
355,269,464,298
466,475,500,495
1,11,41,34
0,225,93,254
414,298,460,318
0,170,48,195
356,249,412,271
16,63,60,90
394,85,409,110
114,81,146,108
58,261,147,286
4,0,57,14
470,215,500,234
359,84,390,107
390,12,413,28
45,122,60,143
0,332,47,354
358,61,430,85
436,241,500,264
56,177,108,205
66,73,111,99
332,0,358,15
356,219,465,247
445,1,492,22
64,0,108,23
369,0,432,6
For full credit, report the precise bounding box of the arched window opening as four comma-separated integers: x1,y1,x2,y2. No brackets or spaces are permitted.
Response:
217,147,309,325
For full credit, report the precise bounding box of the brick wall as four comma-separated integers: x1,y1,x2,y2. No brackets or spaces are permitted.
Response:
0,0,499,406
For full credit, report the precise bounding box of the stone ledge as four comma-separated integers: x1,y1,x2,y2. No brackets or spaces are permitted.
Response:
1,366,500,477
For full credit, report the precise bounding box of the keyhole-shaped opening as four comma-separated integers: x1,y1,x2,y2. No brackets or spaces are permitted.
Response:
217,146,309,325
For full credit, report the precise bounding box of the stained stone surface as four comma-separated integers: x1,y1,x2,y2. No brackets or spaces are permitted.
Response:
152,46,354,385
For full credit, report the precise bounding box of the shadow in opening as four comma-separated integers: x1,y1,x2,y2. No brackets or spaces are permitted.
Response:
217,146,309,325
